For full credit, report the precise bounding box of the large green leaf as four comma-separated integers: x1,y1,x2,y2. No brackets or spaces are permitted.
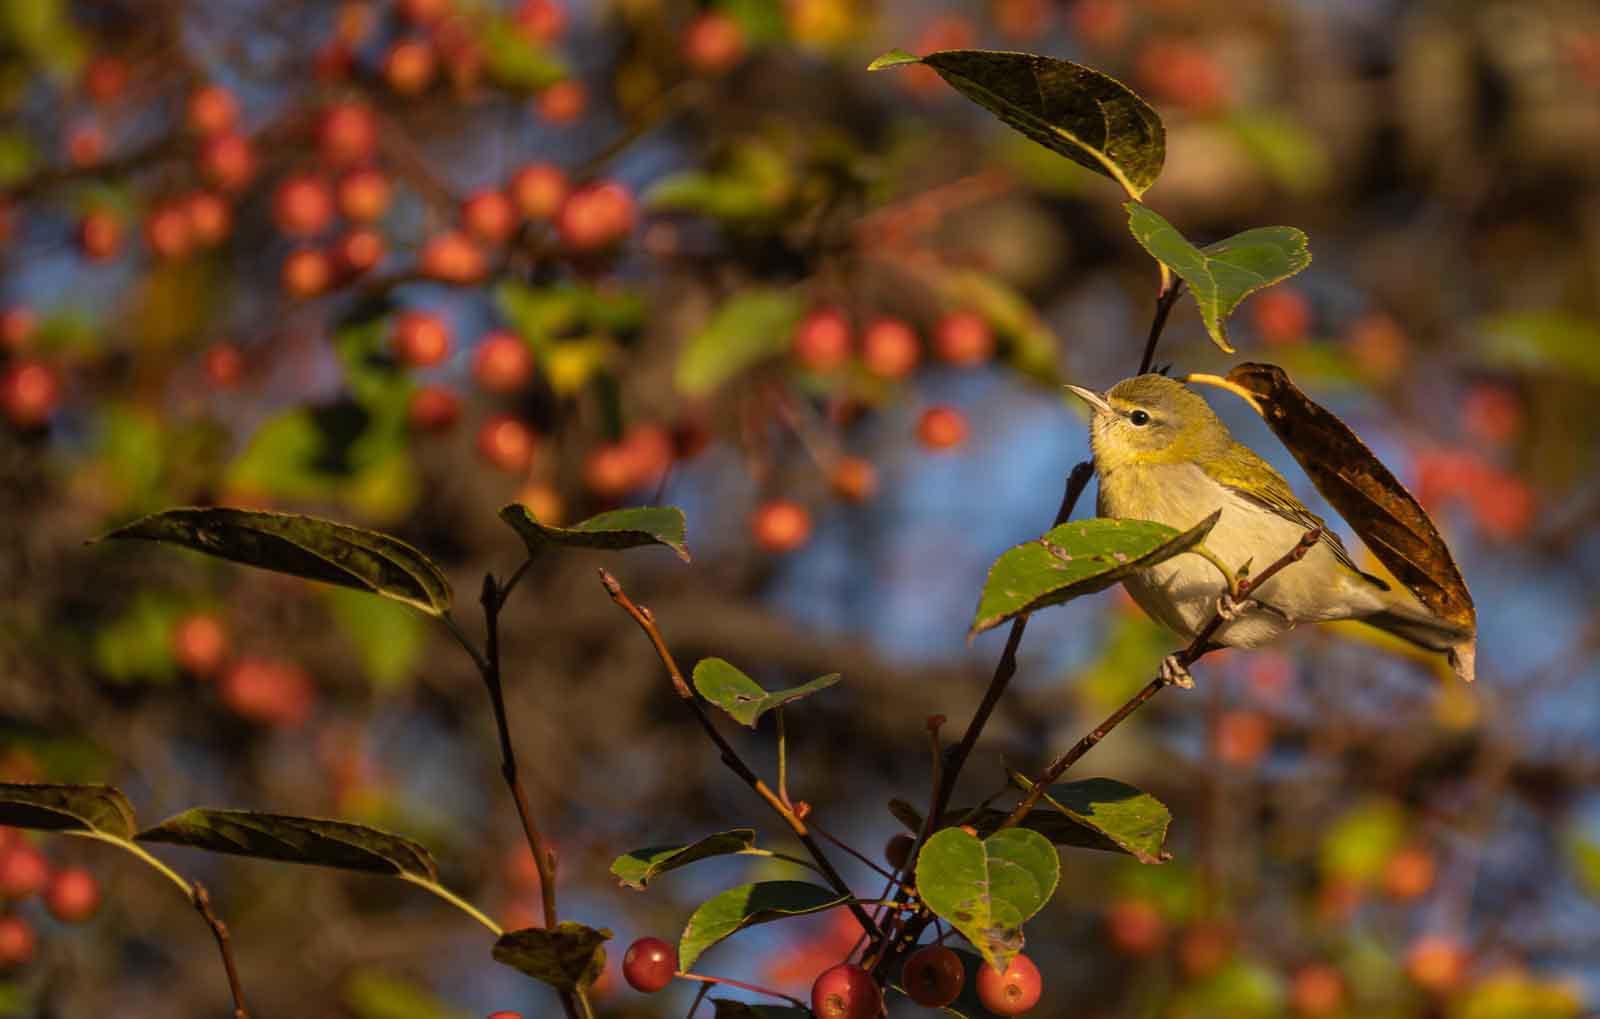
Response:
691,659,841,728
675,290,801,396
493,922,612,992
680,881,849,971
870,49,1164,199
0,783,136,839
137,809,438,881
1126,203,1311,354
970,512,1219,636
98,508,451,616
612,828,759,890
889,792,1163,861
1007,774,1171,864
916,827,1059,972
499,504,690,563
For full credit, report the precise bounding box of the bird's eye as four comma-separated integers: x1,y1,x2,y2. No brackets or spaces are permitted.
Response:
1129,410,1150,426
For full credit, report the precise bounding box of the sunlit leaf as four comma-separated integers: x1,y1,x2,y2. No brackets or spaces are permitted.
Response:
871,49,1164,199
137,809,438,881
612,828,759,890
493,922,612,991
0,783,136,839
680,881,849,971
915,827,1058,973
1007,773,1171,864
499,504,690,562
98,507,451,616
691,659,841,727
971,513,1219,636
675,289,801,396
1126,203,1311,354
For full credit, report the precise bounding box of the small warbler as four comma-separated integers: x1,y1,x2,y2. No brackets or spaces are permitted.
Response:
1066,374,1467,684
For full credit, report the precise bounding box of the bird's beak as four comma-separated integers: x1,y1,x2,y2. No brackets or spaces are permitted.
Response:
1063,384,1115,416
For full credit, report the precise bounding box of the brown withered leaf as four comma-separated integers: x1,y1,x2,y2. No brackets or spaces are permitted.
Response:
1222,363,1476,680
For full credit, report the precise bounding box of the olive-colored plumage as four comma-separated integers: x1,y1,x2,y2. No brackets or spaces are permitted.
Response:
1067,374,1464,655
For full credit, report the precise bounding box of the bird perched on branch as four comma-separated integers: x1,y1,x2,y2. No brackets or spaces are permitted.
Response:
1065,374,1469,686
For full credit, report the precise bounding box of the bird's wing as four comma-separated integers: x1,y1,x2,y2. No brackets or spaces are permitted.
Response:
1209,442,1390,590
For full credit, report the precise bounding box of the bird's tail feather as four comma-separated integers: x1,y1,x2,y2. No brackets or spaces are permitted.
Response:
1361,593,1476,682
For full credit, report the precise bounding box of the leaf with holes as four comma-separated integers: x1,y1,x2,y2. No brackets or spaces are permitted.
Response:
915,827,1058,973
869,49,1164,199
0,783,136,839
612,828,760,890
1126,203,1311,354
97,508,451,616
691,658,841,728
500,504,690,563
971,512,1219,637
680,881,849,971
493,922,612,992
1007,773,1171,864
137,809,438,881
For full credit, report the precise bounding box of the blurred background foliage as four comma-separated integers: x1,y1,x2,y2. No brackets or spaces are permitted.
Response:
1,0,1598,1016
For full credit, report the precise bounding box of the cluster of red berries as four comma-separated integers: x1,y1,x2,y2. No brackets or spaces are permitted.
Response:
0,828,102,971
171,611,316,728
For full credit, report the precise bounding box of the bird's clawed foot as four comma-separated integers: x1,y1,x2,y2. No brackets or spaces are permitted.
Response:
1159,654,1195,689
1216,591,1245,621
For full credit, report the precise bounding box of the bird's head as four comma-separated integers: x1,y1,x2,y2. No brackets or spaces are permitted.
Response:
1065,374,1232,473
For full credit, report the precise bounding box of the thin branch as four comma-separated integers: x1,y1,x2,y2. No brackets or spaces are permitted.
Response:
674,971,809,1009
998,527,1323,831
808,819,898,881
599,568,883,942
1137,278,1187,376
192,882,249,1019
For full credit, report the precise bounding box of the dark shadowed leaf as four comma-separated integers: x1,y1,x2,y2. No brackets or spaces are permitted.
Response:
1220,362,1475,681
1007,773,1171,864
680,881,849,971
499,504,690,563
691,658,841,727
711,1002,810,1018
0,783,136,839
675,289,802,396
493,922,612,991
612,828,759,890
870,49,1164,199
915,827,1058,973
1126,203,1311,354
137,809,438,881
971,512,1219,636
97,508,451,616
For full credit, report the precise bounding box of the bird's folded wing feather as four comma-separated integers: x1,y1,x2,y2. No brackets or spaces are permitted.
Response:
1208,443,1390,590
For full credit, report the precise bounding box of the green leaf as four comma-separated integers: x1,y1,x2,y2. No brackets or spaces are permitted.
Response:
711,1002,811,1019
971,512,1219,636
675,289,801,396
343,970,472,1019
97,507,451,616
1126,203,1311,354
479,15,566,90
325,587,426,693
691,659,841,727
874,49,1164,199
1569,834,1600,902
137,809,438,881
493,922,613,992
1318,799,1406,884
1479,311,1600,383
611,828,759,890
0,783,136,839
915,827,1059,973
499,504,690,562
1007,774,1171,864
889,795,1163,861
680,881,849,971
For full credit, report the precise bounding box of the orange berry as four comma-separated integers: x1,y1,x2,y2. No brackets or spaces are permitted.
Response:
751,500,812,553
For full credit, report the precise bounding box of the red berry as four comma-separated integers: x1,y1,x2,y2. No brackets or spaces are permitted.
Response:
515,0,566,43
975,954,1041,1016
1178,922,1233,979
934,311,995,365
0,916,34,970
336,228,386,275
0,307,35,351
463,190,518,244
510,163,568,221
1251,288,1312,346
903,945,965,1008
583,443,638,499
44,867,100,923
144,202,194,260
1382,846,1436,901
486,1013,523,1019
0,843,49,900
392,312,452,368
811,963,880,1019
751,500,811,553
555,181,635,252
187,84,240,137
861,317,920,379
274,174,335,238
474,331,534,393
622,936,676,993
281,247,334,298
1106,899,1166,957
200,133,257,192
419,230,488,283
1,360,61,429
408,385,461,433
884,833,914,871
220,658,315,727
1407,936,1467,993
515,482,564,526
537,80,587,124
173,612,230,676
385,39,438,95
683,13,746,75
318,102,378,167
65,122,106,166
792,307,852,372
829,456,879,503
184,191,232,248
81,55,129,104
1291,963,1344,1016
337,168,392,223
478,415,538,473
79,209,123,260
1215,710,1271,766
917,406,968,451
